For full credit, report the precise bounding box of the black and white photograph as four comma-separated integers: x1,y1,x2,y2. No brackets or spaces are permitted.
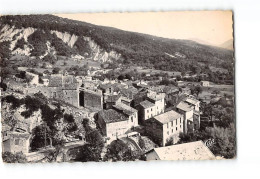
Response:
0,11,236,163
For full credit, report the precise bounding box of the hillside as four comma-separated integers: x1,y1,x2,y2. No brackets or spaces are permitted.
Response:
219,39,234,50
0,14,234,74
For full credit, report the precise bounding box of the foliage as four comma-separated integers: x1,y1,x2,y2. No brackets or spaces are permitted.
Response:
0,41,11,59
178,123,236,159
103,140,140,162
190,86,203,96
52,67,61,74
2,152,27,163
13,38,26,51
74,118,104,162
2,95,24,110
165,137,174,146
30,123,52,151
2,94,78,150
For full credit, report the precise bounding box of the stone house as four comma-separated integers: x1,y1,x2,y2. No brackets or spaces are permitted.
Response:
97,109,136,140
112,102,138,128
145,110,184,146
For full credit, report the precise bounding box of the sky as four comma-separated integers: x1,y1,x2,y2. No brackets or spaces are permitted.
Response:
56,11,233,46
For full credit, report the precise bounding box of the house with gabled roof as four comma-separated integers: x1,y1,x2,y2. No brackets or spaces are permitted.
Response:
137,100,156,124
97,109,133,140
113,102,138,128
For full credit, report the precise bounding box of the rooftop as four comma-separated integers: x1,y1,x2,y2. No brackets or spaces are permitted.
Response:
113,102,137,116
48,74,78,89
149,141,216,161
147,93,165,101
105,94,121,103
185,97,200,105
176,101,193,112
153,110,182,124
140,100,155,108
98,109,128,123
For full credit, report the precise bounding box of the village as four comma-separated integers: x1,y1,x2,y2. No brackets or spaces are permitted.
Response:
1,60,235,162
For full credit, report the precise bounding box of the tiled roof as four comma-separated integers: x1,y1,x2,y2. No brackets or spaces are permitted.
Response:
105,95,121,103
176,101,193,112
48,74,62,87
113,102,137,116
99,83,113,90
153,110,182,124
48,75,78,89
63,75,78,90
148,93,165,101
140,100,155,108
98,109,128,123
150,141,216,160
185,98,200,105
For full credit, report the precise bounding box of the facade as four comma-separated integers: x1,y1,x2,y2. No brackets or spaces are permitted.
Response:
146,140,215,161
137,100,156,124
79,88,103,109
185,97,200,130
147,92,166,116
145,110,184,147
176,101,194,134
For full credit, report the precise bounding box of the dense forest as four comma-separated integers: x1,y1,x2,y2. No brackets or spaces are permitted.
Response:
0,15,234,83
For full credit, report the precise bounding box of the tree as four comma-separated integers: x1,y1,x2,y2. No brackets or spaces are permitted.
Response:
212,89,220,97
52,67,61,74
2,152,27,163
103,140,140,162
165,137,174,146
74,118,104,162
190,86,203,96
30,124,52,151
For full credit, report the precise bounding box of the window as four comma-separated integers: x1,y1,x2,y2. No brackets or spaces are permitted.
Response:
176,127,178,131
167,131,169,135
131,116,133,122
180,125,182,129
15,139,19,145
147,110,149,113
180,118,182,123
171,121,173,127
172,129,173,133
167,123,169,128
151,108,153,111
176,120,177,125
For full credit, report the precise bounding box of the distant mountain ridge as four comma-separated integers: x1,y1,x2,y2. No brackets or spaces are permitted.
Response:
0,15,234,73
219,39,234,50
